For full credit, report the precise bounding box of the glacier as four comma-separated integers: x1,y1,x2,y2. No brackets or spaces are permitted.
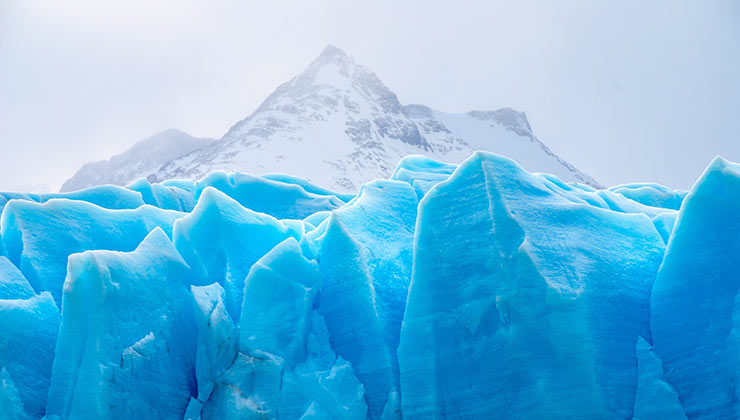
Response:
0,151,734,419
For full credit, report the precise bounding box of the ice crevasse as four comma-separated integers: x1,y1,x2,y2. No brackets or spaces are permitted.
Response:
0,151,735,419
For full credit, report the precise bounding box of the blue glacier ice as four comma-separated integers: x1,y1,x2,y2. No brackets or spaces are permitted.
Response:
194,172,346,220
239,238,320,367
650,157,740,419
651,212,678,245
608,183,688,210
172,187,304,319
0,184,146,214
391,155,457,198
0,151,735,419
127,178,195,212
0,291,58,419
632,337,687,420
45,228,196,420
0,199,184,305
397,152,666,418
185,237,365,419
0,257,34,299
190,282,237,407
314,179,418,419
262,173,356,203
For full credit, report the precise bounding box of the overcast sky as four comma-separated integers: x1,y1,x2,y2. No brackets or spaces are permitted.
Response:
1,0,738,192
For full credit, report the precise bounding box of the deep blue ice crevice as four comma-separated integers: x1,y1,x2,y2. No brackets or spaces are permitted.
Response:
190,283,237,406
191,236,366,419
314,179,418,420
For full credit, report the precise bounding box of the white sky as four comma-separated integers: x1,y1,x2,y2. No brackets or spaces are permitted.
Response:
1,0,738,192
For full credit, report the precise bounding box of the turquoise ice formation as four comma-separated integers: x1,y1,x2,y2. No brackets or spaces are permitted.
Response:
0,152,732,419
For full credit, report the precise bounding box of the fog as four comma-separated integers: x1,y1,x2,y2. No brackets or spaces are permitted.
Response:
1,0,738,191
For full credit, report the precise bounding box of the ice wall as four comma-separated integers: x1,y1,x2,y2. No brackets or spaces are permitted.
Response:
0,152,728,419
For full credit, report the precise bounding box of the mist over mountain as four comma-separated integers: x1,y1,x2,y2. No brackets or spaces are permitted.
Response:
61,129,214,192
62,46,599,193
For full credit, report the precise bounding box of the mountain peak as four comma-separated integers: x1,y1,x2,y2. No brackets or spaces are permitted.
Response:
240,43,398,118
304,44,357,81
316,44,350,62
69,46,600,193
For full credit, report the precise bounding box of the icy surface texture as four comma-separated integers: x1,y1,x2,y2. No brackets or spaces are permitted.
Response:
172,187,304,319
650,157,740,419
398,152,666,419
632,337,687,420
0,257,34,299
0,199,184,305
46,228,196,420
0,151,726,419
391,155,457,198
315,179,418,419
609,183,688,210
189,238,366,420
0,185,146,214
127,178,195,212
194,172,346,220
0,292,58,419
190,282,237,406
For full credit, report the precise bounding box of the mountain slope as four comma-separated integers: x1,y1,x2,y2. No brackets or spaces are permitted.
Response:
64,45,600,193
153,45,599,191
60,129,214,192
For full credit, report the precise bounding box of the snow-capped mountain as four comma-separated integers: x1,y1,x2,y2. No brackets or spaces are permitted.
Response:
61,129,214,192
63,45,599,193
